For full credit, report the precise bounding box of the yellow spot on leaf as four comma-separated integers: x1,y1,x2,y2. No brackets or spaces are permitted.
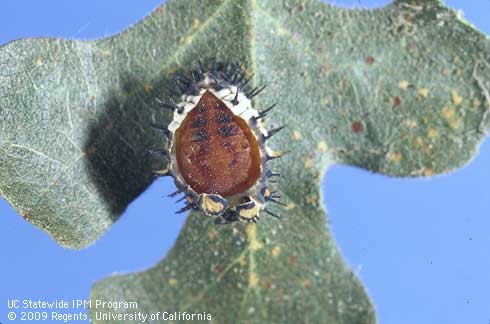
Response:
277,27,287,36
101,49,110,56
272,246,281,257
35,58,43,66
169,278,177,286
247,225,263,251
192,18,201,29
239,255,246,266
428,128,439,139
208,228,218,240
246,224,255,236
413,137,424,146
386,151,401,163
285,202,296,210
399,80,410,90
423,168,434,177
303,279,311,288
249,273,260,287
304,158,313,169
449,118,463,129
306,195,318,205
322,97,330,106
317,141,328,153
144,83,153,94
442,107,454,120
413,137,430,153
179,36,192,45
451,90,463,106
418,88,429,98
405,119,417,128
292,130,302,140
472,99,480,109
250,240,263,251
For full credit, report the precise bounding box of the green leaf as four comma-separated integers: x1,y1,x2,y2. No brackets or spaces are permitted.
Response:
1,0,489,322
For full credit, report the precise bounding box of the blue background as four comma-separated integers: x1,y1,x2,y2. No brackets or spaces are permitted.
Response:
1,1,489,323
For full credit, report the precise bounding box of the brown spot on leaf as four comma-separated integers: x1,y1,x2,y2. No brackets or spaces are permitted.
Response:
392,96,401,106
213,265,223,273
303,279,311,288
365,56,375,65
208,228,218,240
351,121,364,133
289,255,298,265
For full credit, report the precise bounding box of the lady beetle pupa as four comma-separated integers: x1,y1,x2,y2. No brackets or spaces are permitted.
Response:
151,61,285,224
